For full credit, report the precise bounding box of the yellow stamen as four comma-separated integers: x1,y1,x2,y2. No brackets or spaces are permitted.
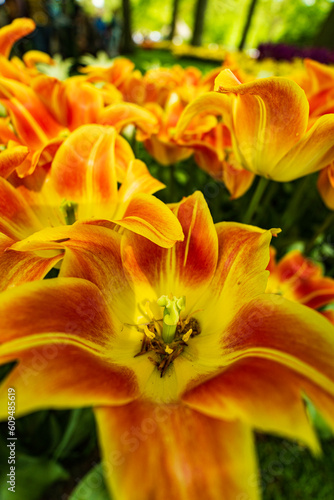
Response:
182,329,192,342
165,345,173,354
144,301,162,335
144,301,154,321
144,325,155,340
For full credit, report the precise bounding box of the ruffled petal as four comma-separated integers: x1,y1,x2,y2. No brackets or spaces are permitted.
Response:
304,58,334,99
22,50,54,68
121,191,218,304
9,223,132,315
66,80,104,130
32,75,104,129
0,55,30,84
95,402,259,500
113,193,184,248
268,250,334,309
98,102,159,138
222,294,334,398
174,92,231,140
16,136,64,177
183,357,319,451
0,344,137,418
117,159,165,202
0,77,63,146
0,177,43,240
0,18,35,58
0,278,138,416
0,144,29,178
0,234,62,291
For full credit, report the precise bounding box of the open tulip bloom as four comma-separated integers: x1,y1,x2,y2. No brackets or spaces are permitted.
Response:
1,192,334,500
175,69,334,182
0,123,184,291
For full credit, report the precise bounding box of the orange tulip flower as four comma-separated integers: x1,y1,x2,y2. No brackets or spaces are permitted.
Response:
298,59,334,124
0,19,54,84
0,124,183,291
140,97,193,166
1,192,334,500
176,118,255,198
0,74,158,177
266,247,334,311
80,57,136,90
176,69,334,182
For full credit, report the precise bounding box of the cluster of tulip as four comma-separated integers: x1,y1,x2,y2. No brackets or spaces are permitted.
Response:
1,17,334,500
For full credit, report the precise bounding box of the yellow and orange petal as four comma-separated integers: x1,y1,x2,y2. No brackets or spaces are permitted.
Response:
32,75,104,130
51,124,120,212
0,278,138,418
0,77,63,148
0,177,43,240
0,233,62,292
0,18,35,59
98,102,159,139
215,70,309,178
223,295,334,403
96,402,259,500
183,357,319,451
0,144,29,178
121,191,218,303
267,249,334,309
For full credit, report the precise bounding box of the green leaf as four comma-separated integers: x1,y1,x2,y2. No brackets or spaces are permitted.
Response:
53,408,96,460
0,453,69,500
305,398,333,440
69,463,110,500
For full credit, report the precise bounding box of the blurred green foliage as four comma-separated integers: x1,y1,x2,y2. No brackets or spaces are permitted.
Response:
129,0,332,47
77,0,333,48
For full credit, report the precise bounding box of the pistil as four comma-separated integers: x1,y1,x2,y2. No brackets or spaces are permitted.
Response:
157,294,186,344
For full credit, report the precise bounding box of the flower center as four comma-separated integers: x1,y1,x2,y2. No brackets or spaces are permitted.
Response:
134,295,201,378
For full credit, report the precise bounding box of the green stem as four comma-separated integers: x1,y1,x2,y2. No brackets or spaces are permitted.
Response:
260,181,278,212
242,176,269,224
281,176,311,231
52,409,84,460
305,212,334,254
169,163,176,202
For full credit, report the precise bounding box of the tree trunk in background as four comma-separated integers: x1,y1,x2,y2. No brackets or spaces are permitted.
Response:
191,0,208,47
122,0,134,53
238,0,260,51
313,4,334,49
168,0,181,41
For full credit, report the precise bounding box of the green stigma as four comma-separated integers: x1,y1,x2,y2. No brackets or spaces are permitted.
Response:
157,294,186,344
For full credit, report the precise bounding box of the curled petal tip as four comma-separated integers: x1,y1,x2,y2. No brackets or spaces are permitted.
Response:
0,18,36,59
271,228,282,237
214,68,242,92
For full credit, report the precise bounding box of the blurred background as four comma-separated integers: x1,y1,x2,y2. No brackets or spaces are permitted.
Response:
0,0,334,62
